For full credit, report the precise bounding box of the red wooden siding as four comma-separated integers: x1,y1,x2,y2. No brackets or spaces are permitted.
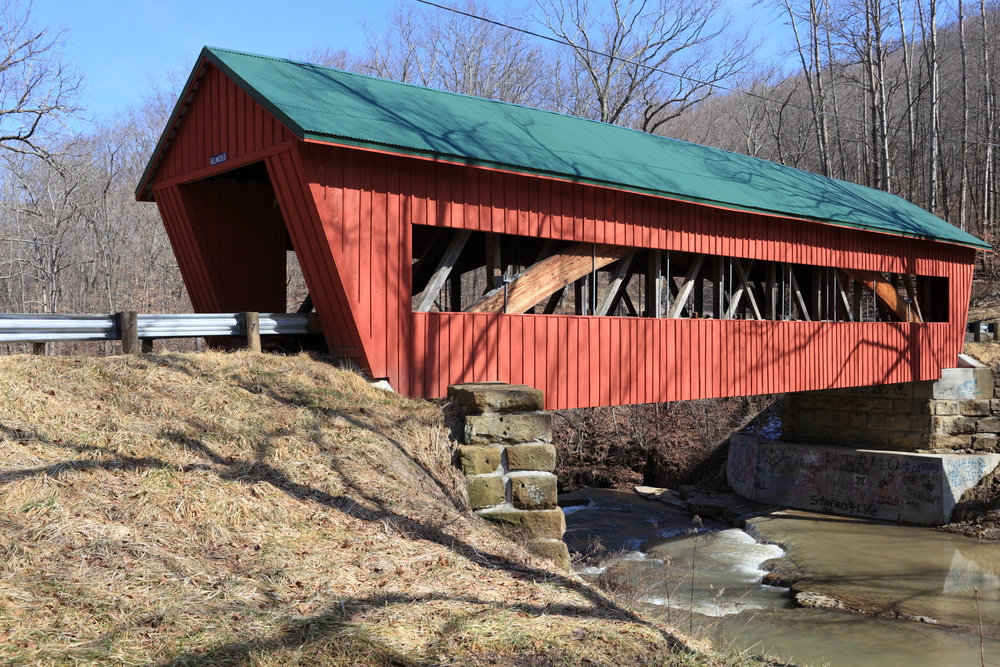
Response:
155,179,287,314
155,63,295,186
409,315,956,410
147,65,978,409
265,146,376,373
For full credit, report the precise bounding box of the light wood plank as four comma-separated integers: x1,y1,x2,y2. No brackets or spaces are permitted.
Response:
466,242,636,314
842,268,922,322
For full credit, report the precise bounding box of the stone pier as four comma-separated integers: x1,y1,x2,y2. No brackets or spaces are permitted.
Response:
449,382,570,570
728,359,1000,525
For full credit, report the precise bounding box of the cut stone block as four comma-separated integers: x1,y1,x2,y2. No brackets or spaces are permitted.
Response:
506,443,557,471
928,400,960,416
926,434,972,450
932,416,977,435
510,474,558,509
528,538,571,570
458,445,501,475
960,400,992,417
466,476,506,509
464,413,552,445
448,383,544,415
978,418,1000,434
972,433,998,452
476,507,566,539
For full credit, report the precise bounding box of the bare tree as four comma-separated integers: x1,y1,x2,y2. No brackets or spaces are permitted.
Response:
535,0,751,131
0,0,81,160
363,1,553,107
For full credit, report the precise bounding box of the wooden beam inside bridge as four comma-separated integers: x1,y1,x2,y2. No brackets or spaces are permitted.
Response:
842,269,922,323
465,243,636,314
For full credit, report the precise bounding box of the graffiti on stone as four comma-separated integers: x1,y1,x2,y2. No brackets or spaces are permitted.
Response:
809,494,879,517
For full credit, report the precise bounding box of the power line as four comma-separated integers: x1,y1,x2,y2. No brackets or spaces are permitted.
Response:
415,0,1000,150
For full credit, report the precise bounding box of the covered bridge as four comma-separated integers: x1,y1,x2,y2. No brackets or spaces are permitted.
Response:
137,47,989,410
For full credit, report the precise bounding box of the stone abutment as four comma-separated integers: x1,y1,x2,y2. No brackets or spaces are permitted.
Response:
729,360,1000,524
449,382,571,569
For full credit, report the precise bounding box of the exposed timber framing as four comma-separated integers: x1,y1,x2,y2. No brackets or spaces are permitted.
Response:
668,254,705,318
842,268,922,322
835,271,854,322
485,233,503,290
903,273,924,322
543,287,565,314
765,262,776,320
596,255,635,316
415,230,471,312
647,249,663,318
728,259,762,320
787,264,811,321
465,242,636,314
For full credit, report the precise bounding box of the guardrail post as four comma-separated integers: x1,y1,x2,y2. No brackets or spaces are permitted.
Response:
241,312,261,353
117,311,139,354
141,339,154,353
32,342,45,355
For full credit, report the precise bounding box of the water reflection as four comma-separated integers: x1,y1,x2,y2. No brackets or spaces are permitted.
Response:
563,489,1000,667
750,511,1000,630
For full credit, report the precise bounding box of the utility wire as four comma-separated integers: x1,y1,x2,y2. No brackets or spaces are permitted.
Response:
416,0,1000,149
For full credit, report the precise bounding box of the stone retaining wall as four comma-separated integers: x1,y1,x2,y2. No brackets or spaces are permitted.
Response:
449,382,570,570
782,366,998,452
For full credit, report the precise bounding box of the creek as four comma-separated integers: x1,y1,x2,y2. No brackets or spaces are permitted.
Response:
562,488,1000,667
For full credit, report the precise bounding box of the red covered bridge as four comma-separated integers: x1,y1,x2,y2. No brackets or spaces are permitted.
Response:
137,47,989,410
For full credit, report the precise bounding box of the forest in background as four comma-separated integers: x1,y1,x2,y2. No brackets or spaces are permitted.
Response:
0,0,996,324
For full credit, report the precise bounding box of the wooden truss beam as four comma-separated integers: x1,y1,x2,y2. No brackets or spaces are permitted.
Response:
834,271,854,322
902,273,924,322
842,268,922,323
415,230,471,312
667,254,705,318
786,264,811,321
727,259,762,320
465,242,636,314
595,255,635,316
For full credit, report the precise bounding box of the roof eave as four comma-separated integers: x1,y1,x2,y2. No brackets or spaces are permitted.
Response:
301,134,992,252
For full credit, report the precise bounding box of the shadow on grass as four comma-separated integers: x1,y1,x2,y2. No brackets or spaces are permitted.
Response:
156,591,654,667
0,357,691,666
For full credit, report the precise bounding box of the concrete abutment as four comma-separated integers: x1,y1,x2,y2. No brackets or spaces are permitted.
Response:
729,358,1000,524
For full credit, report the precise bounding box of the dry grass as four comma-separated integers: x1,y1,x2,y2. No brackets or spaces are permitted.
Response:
0,351,782,667
965,341,1000,367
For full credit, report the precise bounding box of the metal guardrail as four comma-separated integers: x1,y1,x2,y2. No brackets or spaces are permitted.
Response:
0,312,318,343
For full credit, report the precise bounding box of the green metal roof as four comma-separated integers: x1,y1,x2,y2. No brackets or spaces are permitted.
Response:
141,46,990,251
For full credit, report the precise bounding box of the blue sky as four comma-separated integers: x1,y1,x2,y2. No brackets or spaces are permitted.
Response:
35,0,790,122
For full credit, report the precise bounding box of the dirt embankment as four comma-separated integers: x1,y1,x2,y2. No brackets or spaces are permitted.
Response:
0,351,794,667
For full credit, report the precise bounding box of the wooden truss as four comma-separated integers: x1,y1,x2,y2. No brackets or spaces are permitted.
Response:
410,228,944,323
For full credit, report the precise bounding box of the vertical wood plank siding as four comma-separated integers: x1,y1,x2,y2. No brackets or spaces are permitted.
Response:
408,316,959,410
149,64,976,408
291,143,971,404
155,64,294,183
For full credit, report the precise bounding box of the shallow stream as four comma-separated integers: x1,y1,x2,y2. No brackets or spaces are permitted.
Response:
562,488,1000,667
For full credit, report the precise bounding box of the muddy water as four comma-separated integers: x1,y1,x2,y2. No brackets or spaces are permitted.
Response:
563,489,1000,667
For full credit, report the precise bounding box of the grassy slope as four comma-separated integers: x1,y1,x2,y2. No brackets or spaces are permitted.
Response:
0,352,776,667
